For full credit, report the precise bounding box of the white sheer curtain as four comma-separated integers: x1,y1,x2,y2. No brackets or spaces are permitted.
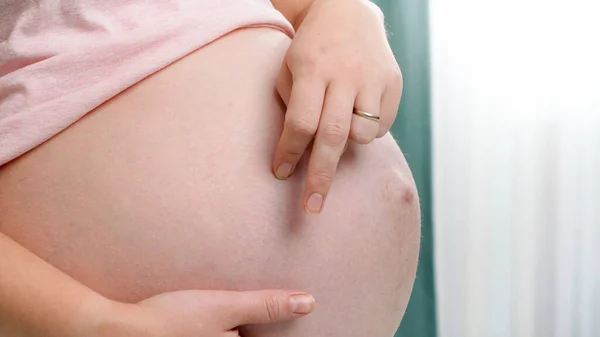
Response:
430,0,600,336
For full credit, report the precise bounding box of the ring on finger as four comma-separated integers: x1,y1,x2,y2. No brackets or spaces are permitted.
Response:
352,107,380,122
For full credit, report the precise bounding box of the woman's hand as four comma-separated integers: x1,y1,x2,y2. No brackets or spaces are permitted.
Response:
272,0,403,214
95,289,315,337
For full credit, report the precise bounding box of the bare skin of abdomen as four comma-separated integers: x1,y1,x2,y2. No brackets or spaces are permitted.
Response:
0,28,420,337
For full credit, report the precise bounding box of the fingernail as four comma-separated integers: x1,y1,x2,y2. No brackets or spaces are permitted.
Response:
289,294,315,315
275,163,294,180
305,193,324,214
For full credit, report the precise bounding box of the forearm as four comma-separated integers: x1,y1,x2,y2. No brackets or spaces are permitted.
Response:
271,0,384,30
0,232,109,337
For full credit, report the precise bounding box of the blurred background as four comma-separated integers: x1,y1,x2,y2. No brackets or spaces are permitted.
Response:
374,0,600,336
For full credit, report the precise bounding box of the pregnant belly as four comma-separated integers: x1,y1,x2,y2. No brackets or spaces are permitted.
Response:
0,28,420,337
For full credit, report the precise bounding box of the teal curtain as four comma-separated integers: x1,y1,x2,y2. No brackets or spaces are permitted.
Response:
372,0,437,336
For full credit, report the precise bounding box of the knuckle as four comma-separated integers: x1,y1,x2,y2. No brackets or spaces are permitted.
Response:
277,141,304,158
340,57,360,73
287,117,318,137
282,148,304,157
263,295,281,322
351,129,375,144
321,123,348,146
302,53,321,74
289,48,321,75
308,170,334,188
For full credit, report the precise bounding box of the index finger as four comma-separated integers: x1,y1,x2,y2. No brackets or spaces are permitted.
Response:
272,76,326,180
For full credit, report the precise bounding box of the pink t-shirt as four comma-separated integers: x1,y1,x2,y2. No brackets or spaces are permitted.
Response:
0,0,294,166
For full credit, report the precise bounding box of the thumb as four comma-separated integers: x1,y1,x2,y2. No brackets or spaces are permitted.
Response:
220,290,315,328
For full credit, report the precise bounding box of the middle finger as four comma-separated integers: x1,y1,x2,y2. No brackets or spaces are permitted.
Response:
303,82,355,214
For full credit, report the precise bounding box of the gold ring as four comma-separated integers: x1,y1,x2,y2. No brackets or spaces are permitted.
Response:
353,108,380,122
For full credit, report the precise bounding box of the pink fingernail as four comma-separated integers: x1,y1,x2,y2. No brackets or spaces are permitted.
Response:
275,163,294,180
305,193,324,214
289,294,315,315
